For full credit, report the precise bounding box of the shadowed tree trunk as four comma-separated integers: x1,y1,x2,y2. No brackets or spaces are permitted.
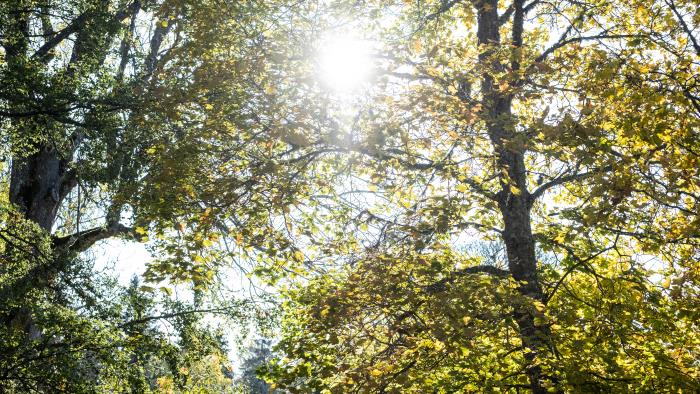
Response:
10,146,75,232
6,144,76,336
474,0,557,392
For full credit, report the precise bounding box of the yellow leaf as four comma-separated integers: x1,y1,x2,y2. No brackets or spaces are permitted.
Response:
160,286,173,296
533,300,546,312
411,39,422,53
662,277,671,289
433,340,445,351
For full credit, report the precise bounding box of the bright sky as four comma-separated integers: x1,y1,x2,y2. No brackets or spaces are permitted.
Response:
92,239,151,284
317,35,374,93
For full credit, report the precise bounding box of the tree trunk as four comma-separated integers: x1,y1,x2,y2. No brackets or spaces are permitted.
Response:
9,145,74,231
5,144,75,337
474,1,556,392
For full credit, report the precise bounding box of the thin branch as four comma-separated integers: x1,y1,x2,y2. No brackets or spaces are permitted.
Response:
32,1,140,63
116,1,141,81
536,33,640,63
529,165,612,204
544,239,616,304
118,306,241,328
665,0,700,56
425,0,463,22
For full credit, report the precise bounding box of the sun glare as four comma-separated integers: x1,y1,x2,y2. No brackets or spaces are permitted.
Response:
317,36,373,92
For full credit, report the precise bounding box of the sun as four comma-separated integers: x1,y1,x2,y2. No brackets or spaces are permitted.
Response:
317,35,373,92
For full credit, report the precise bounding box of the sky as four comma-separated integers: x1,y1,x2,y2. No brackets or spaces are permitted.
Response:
93,239,152,285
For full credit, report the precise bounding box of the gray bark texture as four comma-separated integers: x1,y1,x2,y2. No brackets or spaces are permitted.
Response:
474,0,558,392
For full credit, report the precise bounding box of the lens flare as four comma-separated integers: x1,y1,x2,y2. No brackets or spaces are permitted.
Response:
317,36,372,92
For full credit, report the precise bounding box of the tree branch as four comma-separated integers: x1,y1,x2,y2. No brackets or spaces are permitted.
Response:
33,1,140,63
542,236,617,304
118,306,241,328
529,165,612,204
332,144,497,200
665,0,700,56
425,0,463,22
53,222,137,254
523,0,541,14
535,33,641,62
499,4,515,26
57,169,78,205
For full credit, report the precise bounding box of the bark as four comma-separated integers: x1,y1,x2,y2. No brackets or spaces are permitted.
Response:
5,143,75,335
9,146,74,231
473,0,557,391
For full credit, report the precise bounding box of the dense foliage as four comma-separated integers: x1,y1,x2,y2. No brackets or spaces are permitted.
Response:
1,0,699,392
261,0,700,392
0,0,309,391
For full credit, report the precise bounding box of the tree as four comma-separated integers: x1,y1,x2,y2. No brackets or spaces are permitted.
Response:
237,338,277,394
264,0,700,392
3,0,699,391
0,0,316,390
109,276,239,394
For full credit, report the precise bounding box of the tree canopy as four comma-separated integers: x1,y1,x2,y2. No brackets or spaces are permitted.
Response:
1,0,309,390
263,0,700,392
1,0,699,392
